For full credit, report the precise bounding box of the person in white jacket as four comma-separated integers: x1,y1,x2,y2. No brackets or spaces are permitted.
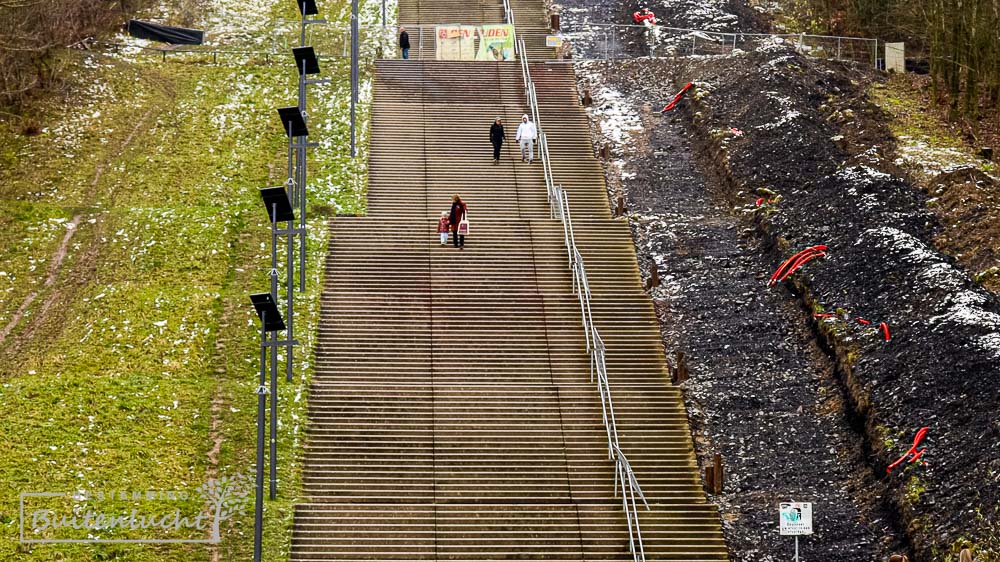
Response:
515,114,537,163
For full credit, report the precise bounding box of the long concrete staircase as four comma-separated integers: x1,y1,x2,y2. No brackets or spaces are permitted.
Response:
290,1,730,559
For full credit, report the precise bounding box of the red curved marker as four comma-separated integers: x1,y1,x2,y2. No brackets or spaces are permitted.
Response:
879,322,891,342
781,250,824,278
777,251,825,283
813,313,836,318
661,82,693,112
769,246,827,286
756,197,765,206
856,317,871,325
770,252,804,285
886,426,929,473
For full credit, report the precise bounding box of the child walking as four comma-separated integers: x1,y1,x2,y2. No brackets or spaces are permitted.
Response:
437,211,449,245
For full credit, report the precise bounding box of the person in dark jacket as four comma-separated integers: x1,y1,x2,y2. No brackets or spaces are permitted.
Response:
489,117,505,164
399,27,410,59
449,194,468,249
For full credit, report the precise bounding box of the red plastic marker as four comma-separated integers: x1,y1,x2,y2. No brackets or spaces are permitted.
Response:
856,317,871,325
777,251,825,283
661,82,693,112
886,426,929,473
879,322,891,342
769,246,826,286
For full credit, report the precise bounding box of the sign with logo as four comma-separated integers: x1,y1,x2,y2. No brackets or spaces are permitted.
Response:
435,25,477,60
546,35,563,47
476,24,516,61
20,472,251,544
779,502,813,536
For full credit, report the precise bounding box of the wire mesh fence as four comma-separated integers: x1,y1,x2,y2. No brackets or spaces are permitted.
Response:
561,22,879,67
98,20,878,68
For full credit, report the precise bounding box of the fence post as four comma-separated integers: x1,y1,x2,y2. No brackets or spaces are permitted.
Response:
691,34,696,55
713,453,724,494
837,37,842,60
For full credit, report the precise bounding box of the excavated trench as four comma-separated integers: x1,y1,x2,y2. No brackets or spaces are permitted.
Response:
559,3,914,557
575,61,907,561
562,0,1000,558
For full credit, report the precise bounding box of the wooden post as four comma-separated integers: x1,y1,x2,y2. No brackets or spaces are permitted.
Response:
550,13,560,31
582,89,593,106
981,147,994,161
674,351,688,383
704,464,715,493
599,144,609,159
614,196,626,217
713,453,724,494
649,264,660,289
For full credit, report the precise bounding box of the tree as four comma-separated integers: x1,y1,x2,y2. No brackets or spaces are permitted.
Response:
197,472,252,543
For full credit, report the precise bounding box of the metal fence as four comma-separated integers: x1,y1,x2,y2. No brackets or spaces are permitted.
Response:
562,22,879,66
103,23,514,64
97,18,878,69
519,35,650,562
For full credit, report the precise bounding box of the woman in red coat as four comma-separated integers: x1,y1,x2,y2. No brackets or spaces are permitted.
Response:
449,194,468,249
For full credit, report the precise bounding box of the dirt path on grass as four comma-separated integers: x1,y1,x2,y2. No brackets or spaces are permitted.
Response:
0,103,157,351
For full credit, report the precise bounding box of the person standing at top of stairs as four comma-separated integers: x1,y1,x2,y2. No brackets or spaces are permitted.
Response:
490,117,505,164
516,114,536,163
399,27,410,59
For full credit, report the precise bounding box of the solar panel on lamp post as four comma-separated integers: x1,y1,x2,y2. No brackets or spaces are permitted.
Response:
291,47,329,293
277,106,314,295
258,185,302,507
248,293,285,562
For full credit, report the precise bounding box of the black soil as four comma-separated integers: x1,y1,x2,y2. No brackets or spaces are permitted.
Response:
580,64,903,561
562,0,1000,559
581,48,1000,561
671,48,1000,560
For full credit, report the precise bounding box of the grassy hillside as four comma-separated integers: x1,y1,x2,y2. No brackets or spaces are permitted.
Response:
0,0,388,558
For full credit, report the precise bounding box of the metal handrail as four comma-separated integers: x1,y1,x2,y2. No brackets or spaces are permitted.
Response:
502,0,517,55
518,34,649,562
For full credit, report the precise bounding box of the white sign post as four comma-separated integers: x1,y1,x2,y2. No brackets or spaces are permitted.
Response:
885,42,905,73
779,502,813,562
